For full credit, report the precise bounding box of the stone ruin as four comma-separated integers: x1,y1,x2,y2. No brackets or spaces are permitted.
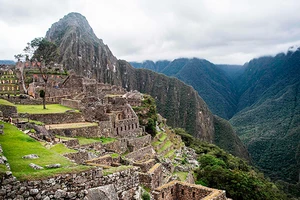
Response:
0,65,229,199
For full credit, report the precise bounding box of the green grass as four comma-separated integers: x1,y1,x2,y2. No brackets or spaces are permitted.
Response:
16,104,79,114
103,165,133,176
152,140,161,147
0,164,7,175
55,135,74,140
164,149,175,158
77,137,116,145
49,144,77,155
159,132,167,142
77,137,100,145
157,140,173,154
111,153,119,158
173,171,188,181
18,118,45,125
0,122,90,180
0,99,15,106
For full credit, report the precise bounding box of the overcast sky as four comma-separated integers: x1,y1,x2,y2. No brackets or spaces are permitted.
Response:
1,0,300,64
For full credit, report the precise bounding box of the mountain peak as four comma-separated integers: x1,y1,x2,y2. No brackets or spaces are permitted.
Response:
45,12,98,44
287,45,300,53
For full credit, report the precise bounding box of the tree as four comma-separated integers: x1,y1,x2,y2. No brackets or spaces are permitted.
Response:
17,37,59,109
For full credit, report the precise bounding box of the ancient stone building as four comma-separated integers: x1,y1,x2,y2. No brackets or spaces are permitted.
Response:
153,181,227,200
0,68,20,95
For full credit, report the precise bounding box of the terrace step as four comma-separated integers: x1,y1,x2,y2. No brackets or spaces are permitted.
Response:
45,122,98,130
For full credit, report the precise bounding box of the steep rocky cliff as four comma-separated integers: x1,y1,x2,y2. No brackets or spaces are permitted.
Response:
45,12,249,160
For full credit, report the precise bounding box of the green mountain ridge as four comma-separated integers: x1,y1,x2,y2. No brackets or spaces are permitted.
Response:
131,58,239,119
131,50,300,197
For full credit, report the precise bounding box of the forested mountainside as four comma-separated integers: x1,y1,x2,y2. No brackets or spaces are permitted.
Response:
44,12,249,160
131,50,300,197
231,51,300,184
131,58,239,119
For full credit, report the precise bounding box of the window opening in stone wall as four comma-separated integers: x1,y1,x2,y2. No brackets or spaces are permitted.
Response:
128,125,130,130
162,192,164,198
193,191,195,198
121,127,123,131
181,189,184,195
132,124,134,129
136,123,137,128
171,188,173,194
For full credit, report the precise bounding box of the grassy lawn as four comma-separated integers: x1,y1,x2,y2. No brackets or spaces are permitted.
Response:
0,122,90,180
174,171,188,181
16,104,79,114
111,153,119,158
0,99,15,106
159,132,167,142
49,144,77,155
157,140,173,154
164,149,175,158
78,137,116,145
103,165,133,176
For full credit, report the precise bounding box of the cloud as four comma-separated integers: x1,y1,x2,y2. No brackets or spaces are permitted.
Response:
1,0,300,64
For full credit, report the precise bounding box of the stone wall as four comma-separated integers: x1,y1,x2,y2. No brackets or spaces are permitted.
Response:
64,151,90,164
185,171,195,184
0,104,17,118
127,134,151,152
61,99,81,110
153,181,227,200
0,95,43,105
139,163,163,190
0,167,140,200
125,146,155,162
114,118,141,138
85,154,120,166
103,139,128,154
98,121,113,137
19,112,84,124
50,126,100,138
133,159,156,173
62,138,80,147
80,142,103,151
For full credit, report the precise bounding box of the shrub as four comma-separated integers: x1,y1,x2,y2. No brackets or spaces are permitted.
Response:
142,192,150,200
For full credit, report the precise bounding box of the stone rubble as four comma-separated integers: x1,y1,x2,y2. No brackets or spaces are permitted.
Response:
45,164,61,169
22,154,39,159
29,163,44,170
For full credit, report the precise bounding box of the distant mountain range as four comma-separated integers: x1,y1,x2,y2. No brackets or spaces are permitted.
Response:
131,51,300,186
131,59,244,119
0,60,15,65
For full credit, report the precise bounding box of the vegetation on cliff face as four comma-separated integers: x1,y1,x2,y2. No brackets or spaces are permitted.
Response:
175,128,288,200
132,94,157,137
213,115,250,160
